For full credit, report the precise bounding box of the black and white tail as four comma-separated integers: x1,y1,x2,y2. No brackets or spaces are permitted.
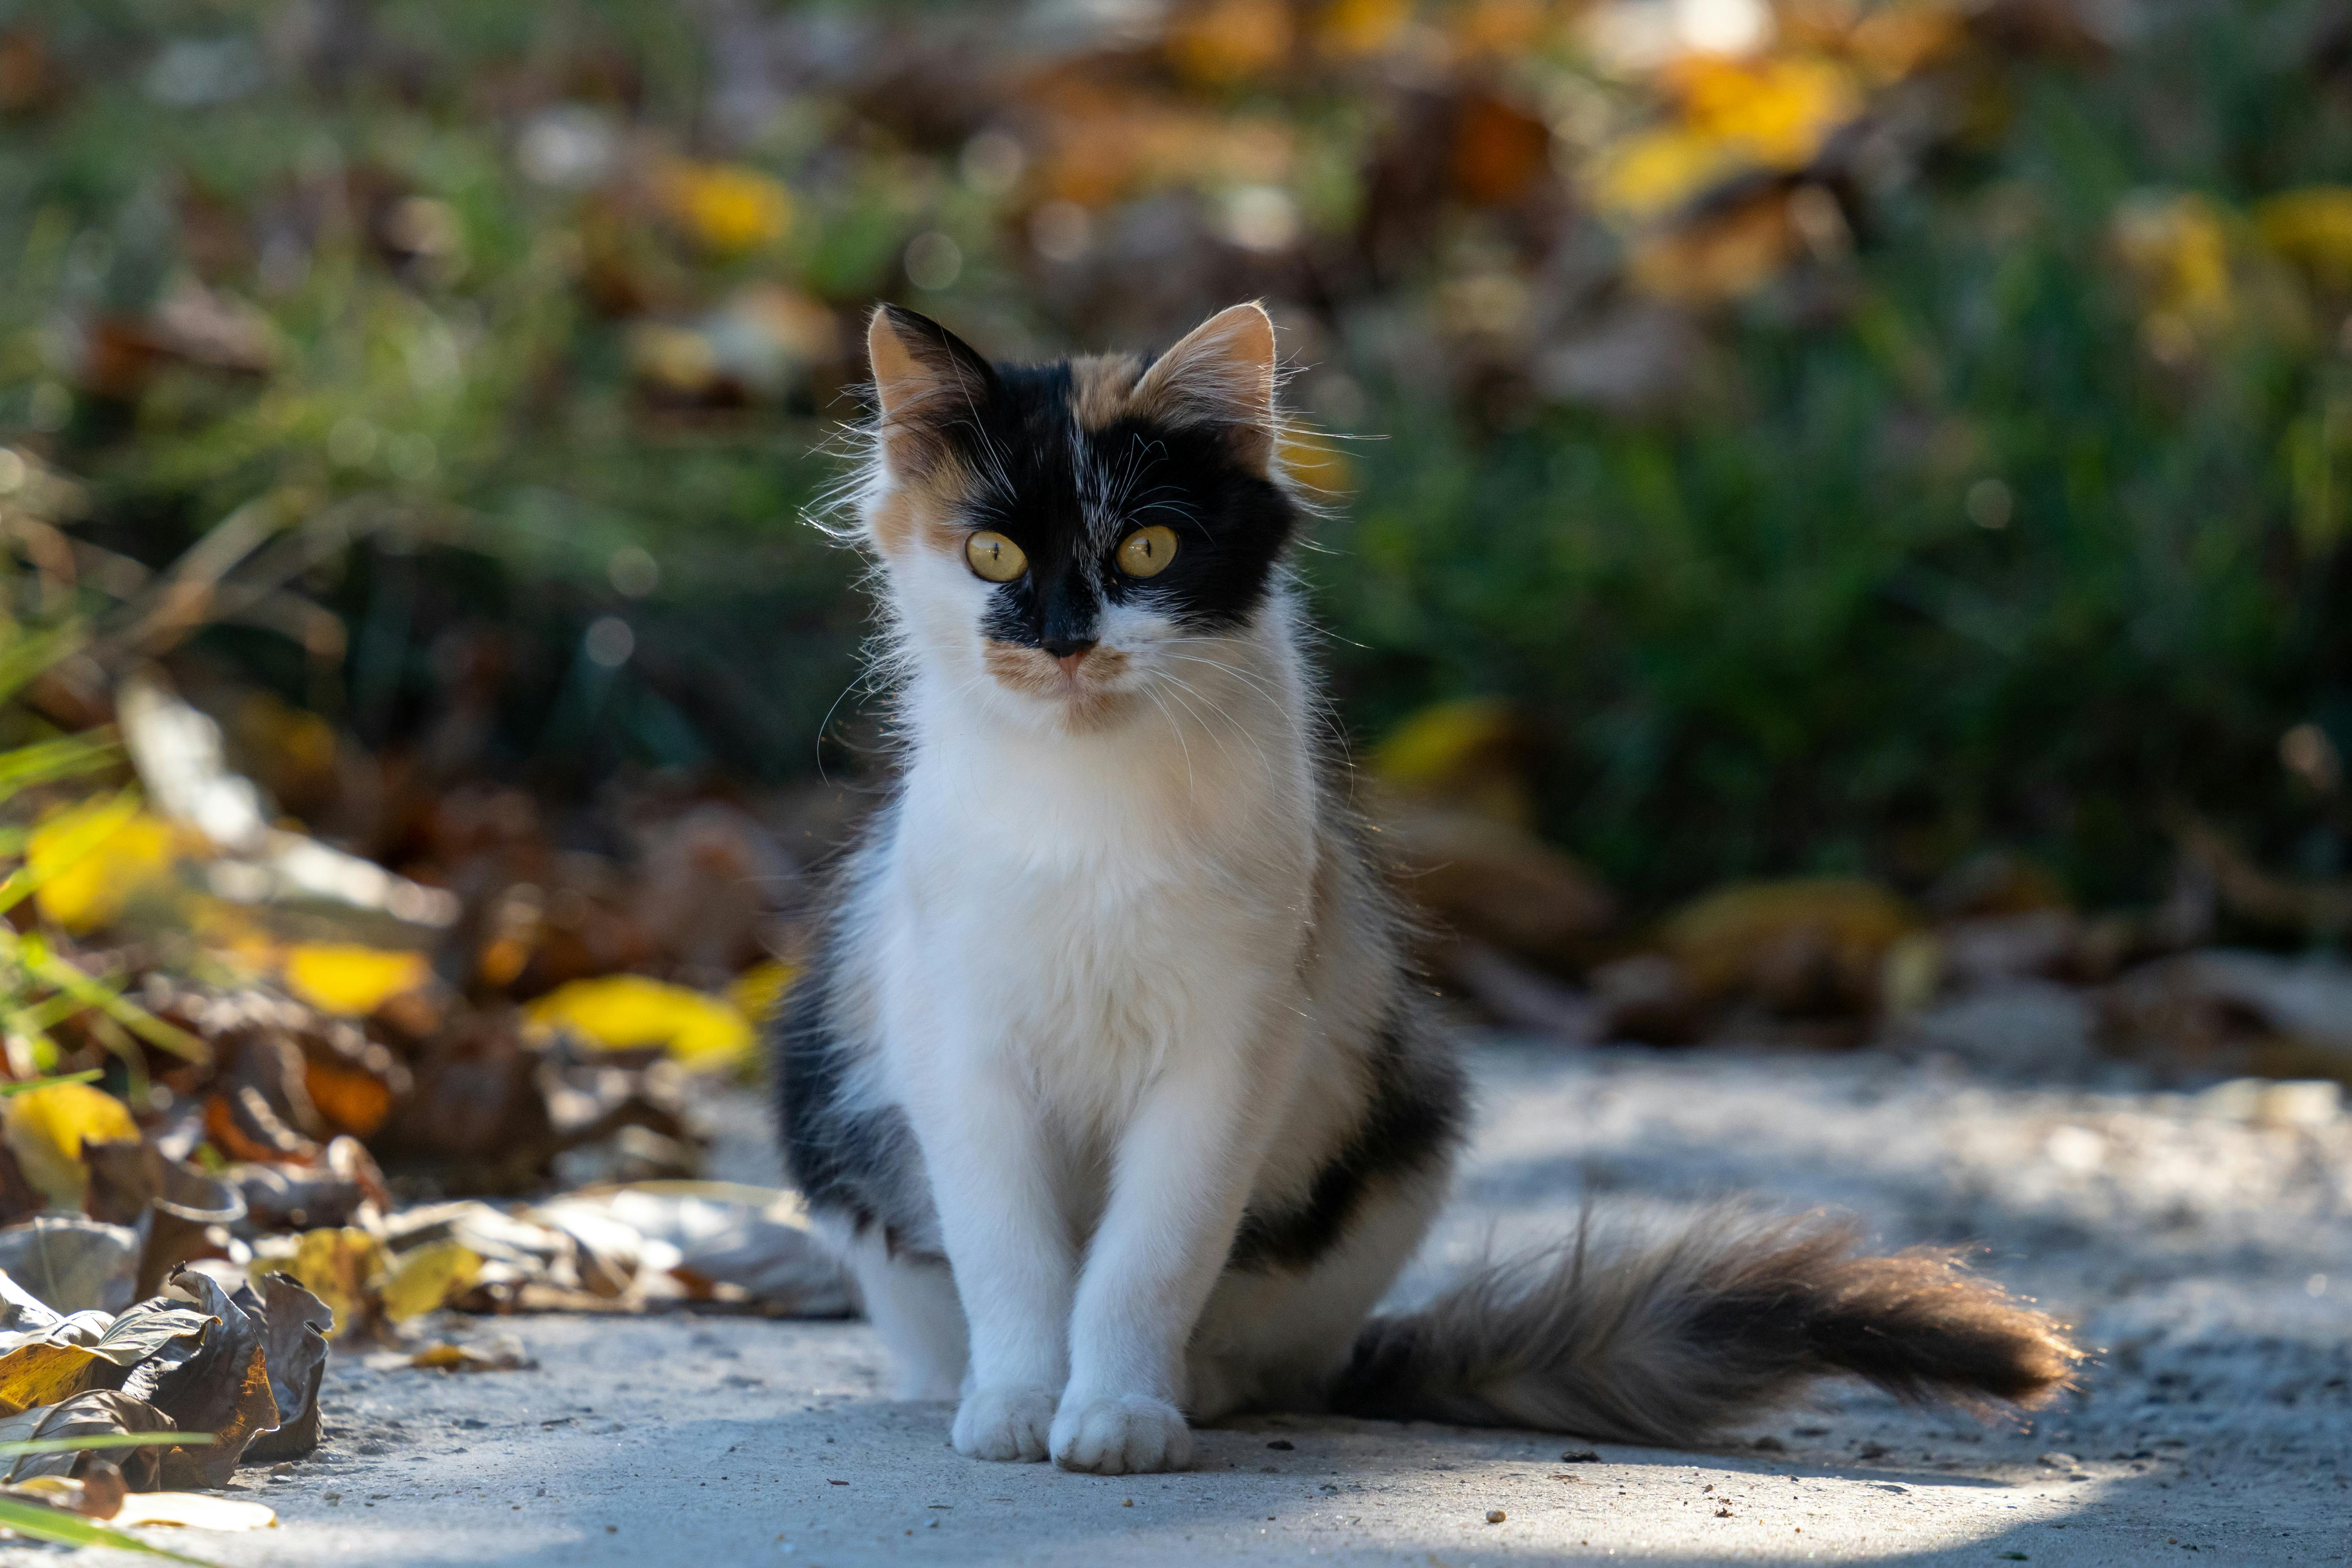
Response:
1327,1205,2082,1447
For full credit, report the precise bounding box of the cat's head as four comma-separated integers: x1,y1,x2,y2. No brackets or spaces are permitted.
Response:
854,301,1300,731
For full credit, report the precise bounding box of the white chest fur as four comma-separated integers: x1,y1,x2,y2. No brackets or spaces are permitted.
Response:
877,655,1318,1123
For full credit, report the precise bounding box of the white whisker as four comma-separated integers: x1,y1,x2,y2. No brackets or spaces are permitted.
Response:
1145,687,1195,796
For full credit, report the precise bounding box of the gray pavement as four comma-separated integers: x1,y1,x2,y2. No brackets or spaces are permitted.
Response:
25,1039,2351,1565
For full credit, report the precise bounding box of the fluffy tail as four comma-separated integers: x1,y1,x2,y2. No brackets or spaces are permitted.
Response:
1327,1204,2081,1447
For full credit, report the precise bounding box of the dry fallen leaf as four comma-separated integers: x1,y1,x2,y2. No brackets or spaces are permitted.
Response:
242,1275,333,1464
379,1241,483,1324
6,1471,122,1518
1,1390,187,1491
4,1084,140,1209
0,1340,105,1416
546,1185,852,1315
1370,697,1529,824
406,1335,533,1372
524,975,754,1070
0,1218,142,1314
1660,876,1916,1015
250,1229,384,1341
26,802,187,936
279,945,430,1018
658,161,792,255
0,1287,211,1418
1379,804,1617,964
80,1140,247,1300
109,1491,276,1530
124,1273,278,1488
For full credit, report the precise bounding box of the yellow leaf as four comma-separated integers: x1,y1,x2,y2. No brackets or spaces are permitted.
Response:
661,163,792,256
1589,126,1743,225
2256,187,2352,291
0,1342,101,1416
253,1228,386,1340
1672,55,1860,169
2112,192,2234,354
1370,698,1528,823
1593,57,1861,226
380,1240,481,1323
1312,0,1411,58
1660,876,1915,1004
524,975,754,1070
407,1337,531,1372
281,944,431,1017
26,803,184,936
724,961,798,1029
1168,0,1294,85
2,1083,139,1208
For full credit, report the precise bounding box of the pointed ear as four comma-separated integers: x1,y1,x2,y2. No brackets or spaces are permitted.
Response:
867,305,997,475
1129,302,1278,475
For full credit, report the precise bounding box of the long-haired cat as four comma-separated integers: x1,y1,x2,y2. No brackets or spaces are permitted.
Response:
776,301,2079,1475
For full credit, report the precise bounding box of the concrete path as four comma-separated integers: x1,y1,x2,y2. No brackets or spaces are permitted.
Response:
27,1040,2352,1565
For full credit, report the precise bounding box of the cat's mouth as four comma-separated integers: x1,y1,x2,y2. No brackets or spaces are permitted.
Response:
980,640,1134,708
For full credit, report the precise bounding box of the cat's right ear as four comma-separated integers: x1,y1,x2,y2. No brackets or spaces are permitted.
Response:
867,305,996,477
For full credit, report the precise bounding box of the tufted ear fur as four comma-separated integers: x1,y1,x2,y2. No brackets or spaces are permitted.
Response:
1128,302,1278,477
867,304,999,477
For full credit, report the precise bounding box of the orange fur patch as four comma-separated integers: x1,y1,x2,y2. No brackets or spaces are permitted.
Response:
980,641,1135,730
1069,352,1146,431
1125,303,1277,474
870,456,983,561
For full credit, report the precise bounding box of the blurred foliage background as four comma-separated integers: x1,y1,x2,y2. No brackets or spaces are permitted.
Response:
3,0,2349,924
0,4,2342,1463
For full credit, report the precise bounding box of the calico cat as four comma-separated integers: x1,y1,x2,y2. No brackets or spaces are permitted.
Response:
775,301,2079,1476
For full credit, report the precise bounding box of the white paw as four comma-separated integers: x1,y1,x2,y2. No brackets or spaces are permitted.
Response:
952,1385,1056,1462
1050,1394,1193,1474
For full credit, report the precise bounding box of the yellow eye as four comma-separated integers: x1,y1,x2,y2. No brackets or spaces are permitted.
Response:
1116,525,1179,579
965,530,1027,582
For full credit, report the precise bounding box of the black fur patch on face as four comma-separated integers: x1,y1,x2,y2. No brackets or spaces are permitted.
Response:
1226,1013,1467,1274
883,309,1299,652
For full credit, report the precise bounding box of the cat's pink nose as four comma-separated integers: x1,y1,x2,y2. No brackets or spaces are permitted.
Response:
1056,649,1091,677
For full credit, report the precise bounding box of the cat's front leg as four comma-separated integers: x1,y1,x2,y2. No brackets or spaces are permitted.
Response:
907,1056,1077,1463
1050,1015,1291,1474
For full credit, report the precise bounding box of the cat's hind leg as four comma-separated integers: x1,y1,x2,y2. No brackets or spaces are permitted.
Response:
834,1224,968,1402
1185,1169,1448,1422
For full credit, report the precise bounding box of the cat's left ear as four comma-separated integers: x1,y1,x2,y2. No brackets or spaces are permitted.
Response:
867,304,999,478
1131,301,1278,477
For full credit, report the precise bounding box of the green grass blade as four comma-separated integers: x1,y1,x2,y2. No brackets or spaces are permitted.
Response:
0,1068,102,1097
0,1494,229,1566
0,622,87,711
8,983,112,1038
14,940,207,1064
0,733,122,807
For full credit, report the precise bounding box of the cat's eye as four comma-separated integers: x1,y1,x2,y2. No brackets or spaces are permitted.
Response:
1116,525,1179,579
965,531,1027,582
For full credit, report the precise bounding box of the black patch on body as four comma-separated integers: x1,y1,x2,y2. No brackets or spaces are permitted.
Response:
773,913,936,1262
1227,1015,1466,1273
883,308,1298,650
